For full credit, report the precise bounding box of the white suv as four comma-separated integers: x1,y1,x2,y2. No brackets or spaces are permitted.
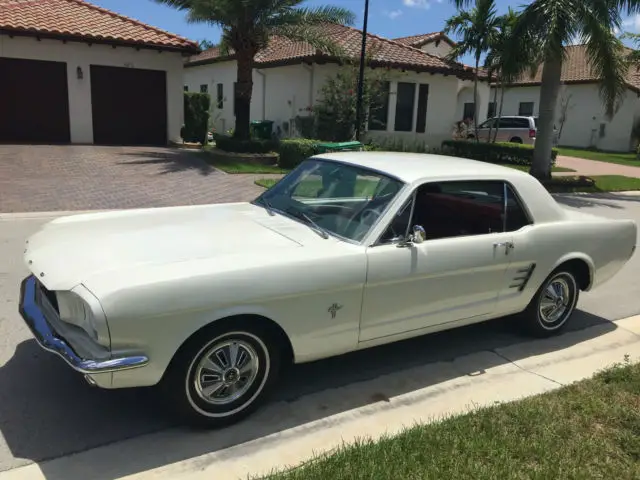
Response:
470,116,559,146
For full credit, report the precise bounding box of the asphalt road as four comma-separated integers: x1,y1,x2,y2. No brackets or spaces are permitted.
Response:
1,192,639,476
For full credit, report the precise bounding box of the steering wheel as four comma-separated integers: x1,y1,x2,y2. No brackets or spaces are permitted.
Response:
345,194,393,240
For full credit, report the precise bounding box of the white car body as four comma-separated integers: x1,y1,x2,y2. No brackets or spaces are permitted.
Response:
18,152,636,424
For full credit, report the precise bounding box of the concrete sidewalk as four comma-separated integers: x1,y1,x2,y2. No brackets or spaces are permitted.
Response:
555,155,640,178
2,315,639,480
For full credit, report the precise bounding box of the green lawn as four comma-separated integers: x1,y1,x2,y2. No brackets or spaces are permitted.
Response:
267,361,640,480
557,147,640,167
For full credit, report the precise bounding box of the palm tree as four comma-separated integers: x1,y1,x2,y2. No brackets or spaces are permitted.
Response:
155,0,355,141
445,0,501,142
453,0,640,180
484,7,536,143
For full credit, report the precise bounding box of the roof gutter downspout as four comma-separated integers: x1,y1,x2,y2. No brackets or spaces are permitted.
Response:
256,69,266,120
302,62,314,114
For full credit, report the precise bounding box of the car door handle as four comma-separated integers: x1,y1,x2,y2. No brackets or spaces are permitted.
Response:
493,241,514,253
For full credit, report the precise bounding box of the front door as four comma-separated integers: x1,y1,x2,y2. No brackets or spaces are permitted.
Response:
359,180,516,342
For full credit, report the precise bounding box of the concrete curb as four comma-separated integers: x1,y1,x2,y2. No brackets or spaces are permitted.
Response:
2,315,639,480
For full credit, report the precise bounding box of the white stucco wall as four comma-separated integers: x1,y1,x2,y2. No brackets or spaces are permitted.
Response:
419,41,452,58
490,83,639,152
0,34,185,144
185,59,489,149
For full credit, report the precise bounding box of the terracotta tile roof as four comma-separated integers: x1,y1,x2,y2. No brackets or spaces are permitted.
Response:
186,24,477,79
504,44,640,92
393,31,455,48
0,0,198,52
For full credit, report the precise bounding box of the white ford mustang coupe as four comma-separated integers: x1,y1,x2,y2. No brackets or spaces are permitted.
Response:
19,152,637,427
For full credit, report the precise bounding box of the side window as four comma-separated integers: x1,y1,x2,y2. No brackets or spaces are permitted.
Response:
498,118,515,129
505,184,532,232
479,119,495,129
514,118,530,129
412,181,505,240
379,195,414,243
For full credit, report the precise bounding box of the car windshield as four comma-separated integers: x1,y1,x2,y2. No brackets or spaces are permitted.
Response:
254,158,405,243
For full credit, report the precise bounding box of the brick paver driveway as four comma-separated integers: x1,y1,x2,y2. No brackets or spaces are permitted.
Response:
0,145,276,213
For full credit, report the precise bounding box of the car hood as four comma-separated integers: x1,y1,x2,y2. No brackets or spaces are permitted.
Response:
24,203,314,291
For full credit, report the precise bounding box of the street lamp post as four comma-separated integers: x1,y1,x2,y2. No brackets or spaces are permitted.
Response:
354,0,370,142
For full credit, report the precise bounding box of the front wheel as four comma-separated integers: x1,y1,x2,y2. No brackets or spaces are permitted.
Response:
161,323,282,428
520,269,580,337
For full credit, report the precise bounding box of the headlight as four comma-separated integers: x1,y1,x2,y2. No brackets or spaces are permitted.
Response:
56,289,110,347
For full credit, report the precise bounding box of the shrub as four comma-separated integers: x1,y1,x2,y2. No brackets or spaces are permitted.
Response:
214,134,279,154
441,140,558,166
183,92,210,144
368,138,434,153
278,139,321,169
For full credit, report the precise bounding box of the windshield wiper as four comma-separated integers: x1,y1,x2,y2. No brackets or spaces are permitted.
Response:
287,208,329,239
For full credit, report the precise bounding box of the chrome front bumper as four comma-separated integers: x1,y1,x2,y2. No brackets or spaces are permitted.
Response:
18,275,148,374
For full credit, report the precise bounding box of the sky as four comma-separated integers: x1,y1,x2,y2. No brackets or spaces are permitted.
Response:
91,0,640,65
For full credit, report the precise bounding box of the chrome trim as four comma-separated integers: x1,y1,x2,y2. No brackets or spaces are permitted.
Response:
18,276,148,374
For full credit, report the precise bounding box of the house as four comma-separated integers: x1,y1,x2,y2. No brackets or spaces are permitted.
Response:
0,0,198,145
490,44,640,152
183,24,489,148
392,31,456,58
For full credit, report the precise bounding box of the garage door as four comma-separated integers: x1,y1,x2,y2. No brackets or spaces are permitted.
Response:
0,57,71,143
90,65,167,145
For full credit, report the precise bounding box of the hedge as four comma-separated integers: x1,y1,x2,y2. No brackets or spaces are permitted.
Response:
182,92,210,144
214,134,279,154
278,139,321,169
441,140,558,166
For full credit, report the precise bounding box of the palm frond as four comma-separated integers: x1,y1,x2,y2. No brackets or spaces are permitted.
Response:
580,3,629,117
270,24,347,58
263,5,356,28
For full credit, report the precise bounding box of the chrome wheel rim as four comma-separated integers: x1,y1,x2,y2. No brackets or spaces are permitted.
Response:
193,340,259,405
538,275,573,327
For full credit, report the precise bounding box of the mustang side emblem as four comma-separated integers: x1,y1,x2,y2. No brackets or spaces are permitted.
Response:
328,303,343,319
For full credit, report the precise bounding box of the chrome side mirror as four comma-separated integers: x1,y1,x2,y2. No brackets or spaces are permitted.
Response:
396,225,426,247
411,225,426,244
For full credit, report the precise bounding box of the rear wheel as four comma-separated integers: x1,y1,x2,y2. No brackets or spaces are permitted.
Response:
161,322,282,428
520,269,579,337
509,137,523,144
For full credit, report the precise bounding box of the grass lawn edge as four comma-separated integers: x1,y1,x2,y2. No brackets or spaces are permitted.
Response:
265,360,640,479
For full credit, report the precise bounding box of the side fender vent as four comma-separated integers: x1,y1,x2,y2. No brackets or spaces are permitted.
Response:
510,263,536,291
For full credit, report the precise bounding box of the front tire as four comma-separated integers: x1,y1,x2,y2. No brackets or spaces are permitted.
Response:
521,269,580,338
161,322,281,428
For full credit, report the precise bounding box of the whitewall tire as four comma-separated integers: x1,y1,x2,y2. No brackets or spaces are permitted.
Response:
162,322,281,428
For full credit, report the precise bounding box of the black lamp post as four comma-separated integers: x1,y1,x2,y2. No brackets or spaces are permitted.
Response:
354,0,370,141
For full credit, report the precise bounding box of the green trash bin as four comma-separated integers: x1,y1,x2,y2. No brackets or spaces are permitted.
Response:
250,120,274,140
315,141,363,153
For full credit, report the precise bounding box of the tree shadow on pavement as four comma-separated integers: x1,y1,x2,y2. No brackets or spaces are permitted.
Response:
116,149,218,176
554,192,640,209
0,309,618,479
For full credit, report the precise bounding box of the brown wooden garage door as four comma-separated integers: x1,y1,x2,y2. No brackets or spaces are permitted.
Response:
0,57,71,143
90,65,167,146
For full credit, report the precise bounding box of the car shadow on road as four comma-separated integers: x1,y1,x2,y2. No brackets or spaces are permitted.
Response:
116,149,218,176
0,310,618,479
554,192,640,209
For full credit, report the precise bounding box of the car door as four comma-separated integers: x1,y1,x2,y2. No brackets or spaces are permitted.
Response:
476,119,494,142
359,180,515,342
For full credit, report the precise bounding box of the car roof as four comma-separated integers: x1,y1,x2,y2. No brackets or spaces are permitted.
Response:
311,151,530,184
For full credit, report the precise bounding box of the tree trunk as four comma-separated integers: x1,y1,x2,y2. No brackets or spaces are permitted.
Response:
234,54,254,141
531,55,562,180
493,83,505,143
473,56,480,143
487,81,498,143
